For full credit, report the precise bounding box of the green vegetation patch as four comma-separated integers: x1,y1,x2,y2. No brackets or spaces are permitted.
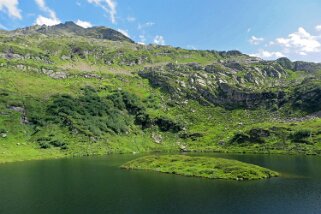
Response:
121,155,279,180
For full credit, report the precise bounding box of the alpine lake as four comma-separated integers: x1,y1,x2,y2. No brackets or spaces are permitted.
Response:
0,153,321,214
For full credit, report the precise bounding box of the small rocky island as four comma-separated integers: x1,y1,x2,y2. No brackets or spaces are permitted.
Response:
121,155,279,180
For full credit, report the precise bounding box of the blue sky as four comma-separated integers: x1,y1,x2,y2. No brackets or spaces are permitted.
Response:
1,0,321,62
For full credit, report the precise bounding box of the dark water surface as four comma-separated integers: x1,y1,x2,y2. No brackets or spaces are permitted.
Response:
0,153,321,214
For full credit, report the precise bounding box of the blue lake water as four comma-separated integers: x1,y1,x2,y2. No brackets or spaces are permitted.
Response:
0,153,321,214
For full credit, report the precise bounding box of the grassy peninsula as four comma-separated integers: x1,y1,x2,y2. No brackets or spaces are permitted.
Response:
121,155,279,180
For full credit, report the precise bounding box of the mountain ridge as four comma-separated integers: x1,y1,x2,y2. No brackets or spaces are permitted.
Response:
8,21,134,43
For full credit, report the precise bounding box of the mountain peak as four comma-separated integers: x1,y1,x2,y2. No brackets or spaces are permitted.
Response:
11,21,134,43
63,21,78,26
55,21,82,29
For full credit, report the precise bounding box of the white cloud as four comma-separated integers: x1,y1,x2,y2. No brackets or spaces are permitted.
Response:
117,29,130,38
88,0,117,24
34,0,60,26
35,0,56,19
249,36,264,45
136,22,155,45
251,26,321,61
76,19,92,28
35,15,60,26
268,41,275,46
139,35,146,44
153,35,165,45
275,27,320,53
138,22,155,30
251,50,285,59
0,0,22,19
137,22,155,45
247,28,251,33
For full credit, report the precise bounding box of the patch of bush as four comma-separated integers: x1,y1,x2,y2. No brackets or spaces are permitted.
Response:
144,95,160,109
155,117,183,133
37,137,68,150
290,130,313,144
34,87,183,138
39,141,51,149
179,132,204,141
231,132,251,144
108,90,152,128
231,128,270,144
46,87,131,136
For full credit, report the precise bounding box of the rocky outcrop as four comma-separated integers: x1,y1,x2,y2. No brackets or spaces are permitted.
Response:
49,72,67,79
213,83,286,109
293,61,321,73
276,57,321,73
152,133,163,144
292,80,321,113
139,62,288,109
8,106,29,124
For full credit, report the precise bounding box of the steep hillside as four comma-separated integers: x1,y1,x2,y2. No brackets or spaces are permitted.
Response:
1,23,321,163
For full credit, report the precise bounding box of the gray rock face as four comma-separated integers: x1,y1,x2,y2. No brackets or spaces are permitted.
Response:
262,64,285,78
244,72,256,83
9,106,25,113
224,61,245,71
9,106,29,124
16,64,26,70
42,68,54,74
204,83,286,109
61,55,71,60
83,74,102,79
186,62,203,70
152,133,163,144
293,61,321,73
139,62,289,109
4,53,23,59
49,72,67,79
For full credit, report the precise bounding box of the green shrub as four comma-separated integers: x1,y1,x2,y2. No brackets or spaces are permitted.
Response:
155,117,183,133
231,128,270,144
46,87,134,136
39,141,51,149
290,130,313,144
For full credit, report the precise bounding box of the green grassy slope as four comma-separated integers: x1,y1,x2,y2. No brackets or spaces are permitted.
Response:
1,25,321,163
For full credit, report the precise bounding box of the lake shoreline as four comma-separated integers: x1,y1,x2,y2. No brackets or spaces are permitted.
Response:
1,145,319,165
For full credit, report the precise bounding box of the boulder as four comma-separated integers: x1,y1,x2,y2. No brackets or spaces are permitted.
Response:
152,133,163,144
49,72,67,79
